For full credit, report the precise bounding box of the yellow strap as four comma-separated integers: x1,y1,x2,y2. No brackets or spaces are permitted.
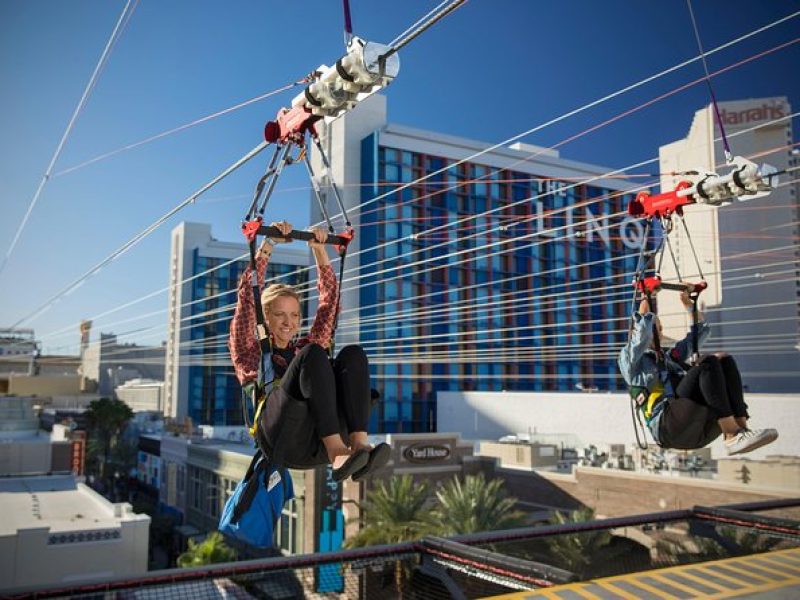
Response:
644,381,664,418
248,378,281,438
249,396,265,438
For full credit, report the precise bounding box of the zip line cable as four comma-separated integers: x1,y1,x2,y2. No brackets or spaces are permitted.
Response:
12,23,800,344
83,304,797,370
10,141,269,329
321,10,800,222
58,326,800,367
21,160,799,358
41,282,800,366
3,0,473,329
354,296,798,349
31,271,796,356
336,268,800,339
387,0,468,53
686,0,734,162
25,159,798,355
53,78,311,177
55,254,797,359
388,0,458,49
301,115,798,301
358,312,800,356
51,1,469,179
0,0,138,278
14,36,799,343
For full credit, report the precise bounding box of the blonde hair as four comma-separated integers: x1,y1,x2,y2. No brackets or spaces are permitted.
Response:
261,283,301,313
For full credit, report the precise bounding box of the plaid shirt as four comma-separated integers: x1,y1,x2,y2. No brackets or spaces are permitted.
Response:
228,254,339,385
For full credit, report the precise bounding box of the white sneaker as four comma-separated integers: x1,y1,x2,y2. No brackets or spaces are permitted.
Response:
725,428,779,456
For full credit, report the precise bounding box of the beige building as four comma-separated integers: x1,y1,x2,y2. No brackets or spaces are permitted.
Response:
0,474,149,592
717,454,800,493
478,440,560,470
115,378,164,412
658,97,799,392
1,351,80,396
6,373,82,396
80,333,165,397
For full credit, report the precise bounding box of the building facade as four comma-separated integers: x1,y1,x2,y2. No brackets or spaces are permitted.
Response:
311,95,643,433
0,397,74,476
80,332,165,397
115,378,164,412
438,390,800,461
0,474,149,591
0,328,37,360
1,329,82,395
164,222,309,425
658,97,799,392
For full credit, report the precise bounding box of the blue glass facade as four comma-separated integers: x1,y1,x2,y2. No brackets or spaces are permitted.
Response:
359,133,642,433
187,252,307,425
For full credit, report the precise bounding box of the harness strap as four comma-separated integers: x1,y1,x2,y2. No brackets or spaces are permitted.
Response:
248,238,271,357
248,376,281,438
328,245,349,356
231,450,265,524
689,291,701,363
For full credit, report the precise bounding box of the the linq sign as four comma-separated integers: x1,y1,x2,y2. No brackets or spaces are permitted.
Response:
403,443,451,463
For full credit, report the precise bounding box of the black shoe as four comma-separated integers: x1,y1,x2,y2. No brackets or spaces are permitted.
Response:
332,450,370,482
352,443,391,482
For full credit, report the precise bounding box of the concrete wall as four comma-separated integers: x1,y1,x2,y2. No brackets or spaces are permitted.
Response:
0,439,49,475
438,390,800,460
717,455,800,493
8,375,81,396
490,464,799,521
116,380,163,412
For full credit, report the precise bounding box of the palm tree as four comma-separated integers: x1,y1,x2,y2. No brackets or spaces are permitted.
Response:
544,508,612,578
433,473,527,535
85,397,133,484
345,475,438,547
656,525,783,566
177,532,237,568
345,475,438,598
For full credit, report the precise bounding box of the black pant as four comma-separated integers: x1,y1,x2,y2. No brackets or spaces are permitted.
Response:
280,344,371,438
660,355,748,449
675,354,749,419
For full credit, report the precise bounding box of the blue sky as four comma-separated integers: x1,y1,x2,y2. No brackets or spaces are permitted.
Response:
1,0,798,354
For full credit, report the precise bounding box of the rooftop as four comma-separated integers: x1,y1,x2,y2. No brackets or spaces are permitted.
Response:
0,474,148,536
6,498,799,599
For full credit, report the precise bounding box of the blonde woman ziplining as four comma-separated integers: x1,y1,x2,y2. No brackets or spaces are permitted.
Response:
229,220,389,481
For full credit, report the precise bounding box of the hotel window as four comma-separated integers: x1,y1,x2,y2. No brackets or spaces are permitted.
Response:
224,478,237,501
207,474,220,518
277,499,300,554
190,467,202,510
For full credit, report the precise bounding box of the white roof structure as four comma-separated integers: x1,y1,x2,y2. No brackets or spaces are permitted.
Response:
0,474,147,537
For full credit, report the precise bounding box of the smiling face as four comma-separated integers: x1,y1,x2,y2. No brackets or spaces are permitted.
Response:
266,295,301,348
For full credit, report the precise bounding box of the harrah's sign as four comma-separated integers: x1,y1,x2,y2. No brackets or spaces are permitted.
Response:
719,101,786,127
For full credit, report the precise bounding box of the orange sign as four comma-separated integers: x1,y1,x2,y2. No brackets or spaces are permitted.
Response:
71,431,86,475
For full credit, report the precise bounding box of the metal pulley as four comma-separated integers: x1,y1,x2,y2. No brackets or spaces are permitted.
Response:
298,37,400,120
